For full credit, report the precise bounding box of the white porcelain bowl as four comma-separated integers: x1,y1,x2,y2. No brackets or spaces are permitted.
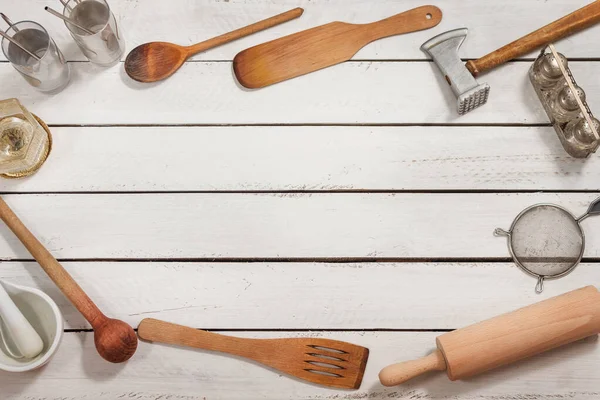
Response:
0,280,63,372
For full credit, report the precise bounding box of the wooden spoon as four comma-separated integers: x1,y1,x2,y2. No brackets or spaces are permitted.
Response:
0,197,137,363
138,318,370,389
124,8,304,83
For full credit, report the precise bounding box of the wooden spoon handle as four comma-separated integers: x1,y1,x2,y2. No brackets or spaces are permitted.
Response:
363,5,442,42
378,350,447,386
186,7,304,56
466,0,600,76
0,197,106,327
138,318,258,358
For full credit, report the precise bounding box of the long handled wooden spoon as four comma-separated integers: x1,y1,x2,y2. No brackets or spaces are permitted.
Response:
124,7,304,83
138,318,369,389
0,197,137,363
233,5,442,88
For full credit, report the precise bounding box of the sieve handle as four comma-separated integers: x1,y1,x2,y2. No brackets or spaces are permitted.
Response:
578,197,600,222
535,276,545,294
587,197,600,216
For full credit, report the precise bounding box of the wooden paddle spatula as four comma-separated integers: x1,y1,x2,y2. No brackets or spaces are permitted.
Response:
234,5,442,88
138,318,369,389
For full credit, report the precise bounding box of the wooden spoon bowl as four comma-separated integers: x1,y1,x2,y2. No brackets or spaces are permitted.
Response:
94,318,138,363
125,42,189,83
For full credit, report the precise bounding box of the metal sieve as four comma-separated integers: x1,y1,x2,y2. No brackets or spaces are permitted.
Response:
495,197,600,293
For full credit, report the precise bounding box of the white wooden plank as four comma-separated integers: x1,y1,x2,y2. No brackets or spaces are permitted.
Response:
1,261,598,330
3,126,600,193
1,193,599,259
3,331,600,399
4,61,600,124
3,0,600,62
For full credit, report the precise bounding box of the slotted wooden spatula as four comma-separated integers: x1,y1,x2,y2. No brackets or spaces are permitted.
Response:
233,5,442,88
138,318,369,389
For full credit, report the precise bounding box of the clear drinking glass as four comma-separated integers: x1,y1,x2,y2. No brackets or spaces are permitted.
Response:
1,21,70,92
62,0,124,66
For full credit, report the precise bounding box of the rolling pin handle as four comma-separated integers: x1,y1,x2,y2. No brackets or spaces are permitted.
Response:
379,349,447,386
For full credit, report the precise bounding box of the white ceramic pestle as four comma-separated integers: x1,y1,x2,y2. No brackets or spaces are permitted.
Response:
0,280,63,372
0,280,44,359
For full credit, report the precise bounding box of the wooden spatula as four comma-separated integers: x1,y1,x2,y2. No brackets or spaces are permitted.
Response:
138,318,369,389
233,5,442,88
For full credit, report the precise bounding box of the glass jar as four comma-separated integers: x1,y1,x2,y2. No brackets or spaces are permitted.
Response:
0,98,51,178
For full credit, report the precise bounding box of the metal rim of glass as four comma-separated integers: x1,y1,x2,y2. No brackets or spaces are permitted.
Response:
62,0,112,37
1,21,51,63
504,203,585,283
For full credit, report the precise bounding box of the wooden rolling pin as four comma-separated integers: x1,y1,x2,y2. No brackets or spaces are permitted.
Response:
379,286,600,386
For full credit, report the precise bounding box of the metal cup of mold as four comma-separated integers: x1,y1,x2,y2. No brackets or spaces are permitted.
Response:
529,44,599,158
0,98,52,178
495,197,600,293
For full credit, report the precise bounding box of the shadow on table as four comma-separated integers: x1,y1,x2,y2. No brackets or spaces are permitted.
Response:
78,330,129,380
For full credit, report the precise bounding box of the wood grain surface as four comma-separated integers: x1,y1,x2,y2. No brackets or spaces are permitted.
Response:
0,126,596,193
2,331,600,399
0,193,599,259
1,0,600,399
2,261,600,330
2,62,599,124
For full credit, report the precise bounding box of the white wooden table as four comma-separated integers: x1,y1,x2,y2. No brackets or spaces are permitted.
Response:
2,0,600,398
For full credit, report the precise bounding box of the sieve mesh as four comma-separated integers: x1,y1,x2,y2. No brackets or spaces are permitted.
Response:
510,205,583,277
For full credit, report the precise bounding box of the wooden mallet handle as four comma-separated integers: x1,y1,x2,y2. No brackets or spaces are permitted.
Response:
466,0,600,76
0,197,137,363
